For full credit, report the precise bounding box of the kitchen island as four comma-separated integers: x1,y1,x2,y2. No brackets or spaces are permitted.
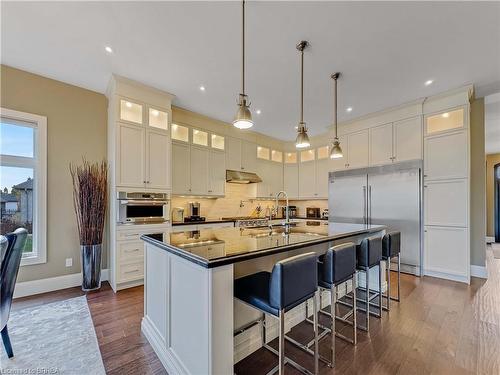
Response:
141,221,386,375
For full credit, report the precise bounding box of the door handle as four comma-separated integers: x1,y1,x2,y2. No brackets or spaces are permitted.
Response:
363,186,367,225
368,185,372,225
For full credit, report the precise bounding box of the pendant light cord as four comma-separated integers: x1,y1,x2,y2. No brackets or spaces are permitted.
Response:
332,72,340,138
300,48,304,124
241,0,245,96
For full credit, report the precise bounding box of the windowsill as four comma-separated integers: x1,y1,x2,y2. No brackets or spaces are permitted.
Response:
21,254,47,266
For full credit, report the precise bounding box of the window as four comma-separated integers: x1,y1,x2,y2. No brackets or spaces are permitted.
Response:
0,108,47,266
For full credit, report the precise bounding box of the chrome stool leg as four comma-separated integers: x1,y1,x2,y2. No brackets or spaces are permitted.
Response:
313,291,319,375
386,258,391,311
365,268,369,331
279,309,285,375
330,284,336,367
352,274,357,345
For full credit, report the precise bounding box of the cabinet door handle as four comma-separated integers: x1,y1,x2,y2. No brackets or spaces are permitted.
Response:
124,268,140,274
208,190,213,193
143,180,146,184
423,174,428,178
124,248,140,253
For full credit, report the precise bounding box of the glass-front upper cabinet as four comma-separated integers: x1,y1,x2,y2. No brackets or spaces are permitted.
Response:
192,129,208,146
425,108,464,135
271,150,283,163
120,99,143,124
300,149,315,162
148,108,168,130
257,146,270,160
211,134,225,150
317,146,329,159
172,124,189,142
284,152,297,164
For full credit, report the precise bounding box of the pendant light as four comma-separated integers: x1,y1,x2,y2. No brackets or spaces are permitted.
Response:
329,72,343,159
295,41,310,148
233,0,253,129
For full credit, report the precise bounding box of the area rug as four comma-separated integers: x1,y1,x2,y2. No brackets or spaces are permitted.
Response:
0,296,105,374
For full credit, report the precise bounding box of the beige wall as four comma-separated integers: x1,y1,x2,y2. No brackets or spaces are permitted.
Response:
470,98,486,266
1,65,108,282
486,153,500,237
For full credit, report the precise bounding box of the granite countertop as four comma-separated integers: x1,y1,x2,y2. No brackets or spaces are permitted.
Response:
141,222,386,268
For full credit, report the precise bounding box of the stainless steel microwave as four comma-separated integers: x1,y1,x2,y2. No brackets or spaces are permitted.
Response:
117,192,170,224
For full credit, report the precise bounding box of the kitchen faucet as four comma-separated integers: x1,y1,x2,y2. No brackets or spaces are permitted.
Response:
274,191,291,233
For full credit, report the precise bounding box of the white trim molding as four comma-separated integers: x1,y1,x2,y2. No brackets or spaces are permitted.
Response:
486,236,495,244
470,265,487,279
13,269,109,299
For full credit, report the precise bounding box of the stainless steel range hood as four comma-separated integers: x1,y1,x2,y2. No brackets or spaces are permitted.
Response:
226,170,262,184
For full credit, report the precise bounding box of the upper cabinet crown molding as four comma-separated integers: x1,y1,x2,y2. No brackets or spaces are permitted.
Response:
107,74,175,107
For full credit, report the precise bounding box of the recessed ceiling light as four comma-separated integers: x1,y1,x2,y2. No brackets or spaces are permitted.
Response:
125,101,132,108
199,86,206,91
346,107,353,112
442,112,450,118
105,46,113,53
256,109,261,115
425,79,434,86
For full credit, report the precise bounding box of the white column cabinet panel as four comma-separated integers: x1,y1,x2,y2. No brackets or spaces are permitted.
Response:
299,161,316,198
394,117,422,162
190,146,209,195
424,179,468,227
269,162,284,197
424,226,468,280
347,130,369,169
424,130,467,180
225,137,242,171
146,130,171,190
241,141,257,172
284,164,299,199
117,122,146,188
315,158,331,198
172,142,191,194
208,150,226,196
369,123,393,166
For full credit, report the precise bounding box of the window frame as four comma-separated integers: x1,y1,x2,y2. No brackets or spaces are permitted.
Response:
1,107,47,266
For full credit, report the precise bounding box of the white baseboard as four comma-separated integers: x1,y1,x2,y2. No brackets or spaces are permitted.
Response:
424,269,469,284
486,236,495,244
13,269,109,299
470,265,487,279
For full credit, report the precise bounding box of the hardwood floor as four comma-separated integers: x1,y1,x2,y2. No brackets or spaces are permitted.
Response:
11,247,500,374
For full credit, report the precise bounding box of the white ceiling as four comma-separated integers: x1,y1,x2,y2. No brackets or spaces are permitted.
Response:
2,1,500,140
485,93,500,155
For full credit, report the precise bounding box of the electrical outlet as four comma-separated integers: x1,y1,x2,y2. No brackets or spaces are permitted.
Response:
65,258,73,267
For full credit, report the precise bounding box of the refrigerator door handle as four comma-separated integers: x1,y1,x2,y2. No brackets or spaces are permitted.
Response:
368,185,372,225
363,185,367,225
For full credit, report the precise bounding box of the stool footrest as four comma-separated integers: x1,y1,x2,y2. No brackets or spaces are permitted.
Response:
264,343,317,375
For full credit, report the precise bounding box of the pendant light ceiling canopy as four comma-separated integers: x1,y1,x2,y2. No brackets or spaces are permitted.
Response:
295,41,310,149
329,72,344,159
233,0,253,129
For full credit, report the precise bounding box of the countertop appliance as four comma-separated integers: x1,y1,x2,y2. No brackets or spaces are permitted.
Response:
222,216,269,228
185,202,204,222
282,205,297,219
329,160,422,276
306,207,321,218
172,207,185,223
321,209,329,219
117,192,170,225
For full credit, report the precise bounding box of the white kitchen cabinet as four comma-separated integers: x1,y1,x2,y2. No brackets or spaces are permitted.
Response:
172,142,191,194
117,122,146,188
424,179,468,227
147,130,171,190
256,160,283,198
424,130,468,180
284,164,299,199
424,226,468,280
347,130,369,169
190,146,209,195
369,123,393,166
315,157,331,198
208,150,226,196
394,117,422,162
241,141,258,172
225,137,242,171
299,160,316,198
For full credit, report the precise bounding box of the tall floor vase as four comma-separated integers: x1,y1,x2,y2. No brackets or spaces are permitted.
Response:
81,244,102,291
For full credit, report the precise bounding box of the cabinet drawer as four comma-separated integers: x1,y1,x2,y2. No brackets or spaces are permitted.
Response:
117,241,144,262
116,230,144,241
118,260,144,282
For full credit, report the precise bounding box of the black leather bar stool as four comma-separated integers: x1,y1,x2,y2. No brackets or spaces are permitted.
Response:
350,236,383,332
382,231,401,311
234,252,319,375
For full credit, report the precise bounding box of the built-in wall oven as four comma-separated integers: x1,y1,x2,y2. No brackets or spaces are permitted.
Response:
117,192,170,224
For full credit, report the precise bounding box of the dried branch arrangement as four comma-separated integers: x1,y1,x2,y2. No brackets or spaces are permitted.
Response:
70,159,108,245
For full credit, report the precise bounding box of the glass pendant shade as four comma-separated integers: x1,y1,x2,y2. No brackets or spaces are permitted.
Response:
233,95,253,129
295,123,310,148
329,138,343,159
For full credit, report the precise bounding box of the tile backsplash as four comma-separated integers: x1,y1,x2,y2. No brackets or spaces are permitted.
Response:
289,200,328,217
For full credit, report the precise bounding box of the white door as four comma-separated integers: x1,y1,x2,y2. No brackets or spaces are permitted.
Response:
284,164,299,199
369,123,393,166
225,137,241,171
424,130,468,180
424,226,468,280
424,179,468,227
394,117,422,162
315,158,331,198
208,150,226,196
331,135,348,171
190,145,209,195
299,160,316,198
117,122,146,188
172,142,190,194
241,141,257,172
347,130,369,169
146,130,171,190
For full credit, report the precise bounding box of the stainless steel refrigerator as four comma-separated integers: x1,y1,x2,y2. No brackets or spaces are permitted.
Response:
329,160,422,276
